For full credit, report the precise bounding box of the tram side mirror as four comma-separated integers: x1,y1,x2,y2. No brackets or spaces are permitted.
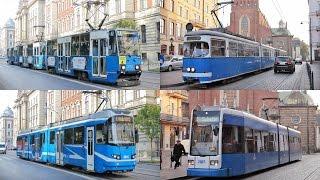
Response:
213,126,219,136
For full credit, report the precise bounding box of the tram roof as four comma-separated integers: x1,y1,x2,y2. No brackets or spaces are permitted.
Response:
197,106,300,134
18,109,132,136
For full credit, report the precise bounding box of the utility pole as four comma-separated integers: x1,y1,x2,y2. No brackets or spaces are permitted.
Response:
307,99,310,154
309,17,313,64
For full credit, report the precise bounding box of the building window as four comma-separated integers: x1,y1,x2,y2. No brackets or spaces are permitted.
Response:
177,23,181,37
240,15,250,37
156,22,160,42
141,25,146,43
169,22,174,36
159,0,164,7
170,0,174,12
160,19,165,34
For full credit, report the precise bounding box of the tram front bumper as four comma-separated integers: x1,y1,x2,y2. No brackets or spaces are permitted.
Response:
187,168,231,177
183,72,212,84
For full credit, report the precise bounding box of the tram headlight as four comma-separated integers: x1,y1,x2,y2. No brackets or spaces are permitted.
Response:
112,154,121,160
188,160,195,165
135,65,140,70
210,160,219,166
186,67,191,72
131,154,136,159
191,68,195,72
121,65,126,70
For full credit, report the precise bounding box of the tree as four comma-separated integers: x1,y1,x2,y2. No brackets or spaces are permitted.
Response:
135,104,161,161
114,19,136,29
301,41,309,61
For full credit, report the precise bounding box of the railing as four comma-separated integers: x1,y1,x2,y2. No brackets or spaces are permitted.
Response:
160,113,190,124
307,63,315,90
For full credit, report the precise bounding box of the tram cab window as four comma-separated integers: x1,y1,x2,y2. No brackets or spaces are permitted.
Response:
222,125,244,153
268,133,275,152
109,31,118,55
74,126,84,144
80,34,90,56
92,39,99,56
71,36,80,56
244,128,254,153
50,131,55,144
211,39,225,57
96,124,107,144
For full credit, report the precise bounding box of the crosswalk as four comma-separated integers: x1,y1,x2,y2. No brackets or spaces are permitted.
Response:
0,155,17,161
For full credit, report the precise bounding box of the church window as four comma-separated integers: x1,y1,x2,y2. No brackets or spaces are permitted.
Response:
240,16,250,37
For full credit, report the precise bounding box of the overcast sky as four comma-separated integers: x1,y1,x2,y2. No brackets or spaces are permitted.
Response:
0,91,17,114
0,0,18,27
220,0,310,43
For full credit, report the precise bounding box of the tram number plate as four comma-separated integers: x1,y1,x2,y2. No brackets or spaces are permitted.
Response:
119,56,127,65
198,160,206,164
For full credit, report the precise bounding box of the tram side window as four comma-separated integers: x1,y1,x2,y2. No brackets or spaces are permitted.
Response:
71,36,80,56
253,130,262,152
262,131,269,152
238,43,245,57
109,31,118,55
228,42,238,57
64,128,74,144
263,49,269,57
74,126,84,144
96,124,106,144
80,34,90,56
211,39,225,57
222,125,244,153
268,133,275,152
30,135,35,146
50,131,55,144
245,127,254,153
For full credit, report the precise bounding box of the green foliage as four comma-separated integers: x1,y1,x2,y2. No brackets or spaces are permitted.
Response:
135,104,161,141
114,19,136,29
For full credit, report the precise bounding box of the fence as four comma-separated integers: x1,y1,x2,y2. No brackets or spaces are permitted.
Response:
306,63,314,90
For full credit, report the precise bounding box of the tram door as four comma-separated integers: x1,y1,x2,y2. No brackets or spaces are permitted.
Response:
86,127,94,171
57,37,71,72
91,31,108,78
56,131,64,165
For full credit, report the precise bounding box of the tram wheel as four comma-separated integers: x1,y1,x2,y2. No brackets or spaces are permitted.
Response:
81,72,88,81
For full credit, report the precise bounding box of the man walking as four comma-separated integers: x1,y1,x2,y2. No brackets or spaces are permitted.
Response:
173,140,186,169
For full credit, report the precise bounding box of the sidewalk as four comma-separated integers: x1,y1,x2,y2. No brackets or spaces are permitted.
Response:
160,150,188,180
311,61,320,89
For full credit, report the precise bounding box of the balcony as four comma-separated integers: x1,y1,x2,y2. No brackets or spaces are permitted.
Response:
160,113,190,125
189,19,206,29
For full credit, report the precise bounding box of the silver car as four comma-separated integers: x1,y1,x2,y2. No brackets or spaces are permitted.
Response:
0,143,6,154
160,55,184,72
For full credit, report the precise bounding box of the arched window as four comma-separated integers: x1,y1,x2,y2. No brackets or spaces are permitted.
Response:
240,16,250,37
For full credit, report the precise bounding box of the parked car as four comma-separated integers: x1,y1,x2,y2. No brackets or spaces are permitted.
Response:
0,142,6,154
274,56,295,74
295,57,303,64
160,55,183,72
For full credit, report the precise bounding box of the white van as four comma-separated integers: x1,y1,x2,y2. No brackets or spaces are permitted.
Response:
0,142,6,154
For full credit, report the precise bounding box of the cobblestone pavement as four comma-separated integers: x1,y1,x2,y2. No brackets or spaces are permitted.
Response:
160,150,188,180
161,62,311,90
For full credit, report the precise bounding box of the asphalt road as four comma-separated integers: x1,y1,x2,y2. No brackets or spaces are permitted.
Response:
0,59,160,90
161,62,311,90
0,151,160,180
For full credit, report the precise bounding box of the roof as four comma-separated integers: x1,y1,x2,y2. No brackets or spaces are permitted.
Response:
279,91,315,106
271,28,292,36
1,107,13,118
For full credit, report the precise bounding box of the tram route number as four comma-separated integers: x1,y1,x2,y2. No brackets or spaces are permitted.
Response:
119,56,127,65
72,57,87,70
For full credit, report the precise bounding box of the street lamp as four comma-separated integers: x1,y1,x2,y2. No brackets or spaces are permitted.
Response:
170,38,174,55
301,20,313,64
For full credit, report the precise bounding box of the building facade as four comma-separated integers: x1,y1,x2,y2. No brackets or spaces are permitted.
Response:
229,0,272,44
271,20,294,57
46,90,61,124
0,19,15,57
309,0,320,61
160,0,218,55
61,90,82,121
0,107,14,149
279,91,318,153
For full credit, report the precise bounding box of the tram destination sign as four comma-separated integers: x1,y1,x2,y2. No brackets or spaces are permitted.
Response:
72,57,87,70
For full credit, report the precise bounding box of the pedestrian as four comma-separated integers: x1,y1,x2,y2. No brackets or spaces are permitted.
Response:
159,53,164,65
172,140,186,169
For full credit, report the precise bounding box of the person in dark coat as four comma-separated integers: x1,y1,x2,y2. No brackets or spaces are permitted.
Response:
173,140,186,169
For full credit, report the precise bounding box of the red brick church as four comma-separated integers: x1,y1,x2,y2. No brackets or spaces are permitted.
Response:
228,0,272,44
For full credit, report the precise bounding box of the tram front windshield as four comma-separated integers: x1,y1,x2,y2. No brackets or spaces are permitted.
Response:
190,111,220,156
107,116,135,146
184,41,210,58
117,30,139,56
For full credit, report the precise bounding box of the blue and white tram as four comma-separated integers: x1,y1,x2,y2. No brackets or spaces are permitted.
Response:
22,44,33,68
32,42,46,70
182,29,279,84
17,109,137,173
187,106,302,177
6,48,15,64
46,28,142,86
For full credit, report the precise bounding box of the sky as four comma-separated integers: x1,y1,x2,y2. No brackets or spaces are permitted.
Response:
307,91,320,109
0,0,18,27
0,91,17,114
220,0,310,43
